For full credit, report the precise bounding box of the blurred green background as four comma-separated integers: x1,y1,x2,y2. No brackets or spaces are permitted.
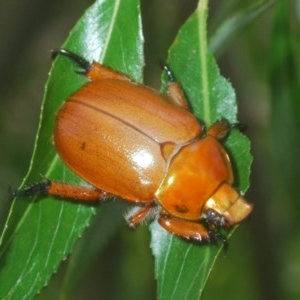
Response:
0,0,299,299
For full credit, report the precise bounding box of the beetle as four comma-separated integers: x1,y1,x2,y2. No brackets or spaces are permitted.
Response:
15,49,253,244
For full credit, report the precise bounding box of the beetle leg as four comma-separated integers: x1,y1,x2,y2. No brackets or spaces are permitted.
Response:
158,214,211,243
166,82,190,110
126,205,156,228
53,48,133,83
158,215,228,245
207,119,231,139
161,64,190,110
161,63,175,82
207,119,247,140
12,179,107,202
87,62,133,82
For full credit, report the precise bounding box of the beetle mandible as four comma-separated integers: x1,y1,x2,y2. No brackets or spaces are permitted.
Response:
15,49,253,244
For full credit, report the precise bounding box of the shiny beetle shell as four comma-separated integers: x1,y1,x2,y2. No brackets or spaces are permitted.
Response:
55,79,202,202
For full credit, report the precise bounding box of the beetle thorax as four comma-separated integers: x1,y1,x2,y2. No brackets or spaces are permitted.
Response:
155,136,233,220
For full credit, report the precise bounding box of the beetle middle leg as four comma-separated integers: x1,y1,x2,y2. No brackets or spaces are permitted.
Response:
161,64,190,110
125,205,157,228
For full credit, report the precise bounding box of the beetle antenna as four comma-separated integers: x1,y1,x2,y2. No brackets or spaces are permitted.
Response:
51,49,91,74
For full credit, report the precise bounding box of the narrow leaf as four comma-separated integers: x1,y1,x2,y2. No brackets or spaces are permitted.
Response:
0,0,143,299
151,1,252,299
269,1,300,208
209,0,275,55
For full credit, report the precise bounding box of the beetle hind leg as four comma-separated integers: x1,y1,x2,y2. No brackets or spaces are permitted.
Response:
12,179,107,202
53,48,133,83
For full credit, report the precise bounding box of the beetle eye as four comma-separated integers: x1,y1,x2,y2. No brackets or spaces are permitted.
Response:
205,209,217,219
201,209,226,228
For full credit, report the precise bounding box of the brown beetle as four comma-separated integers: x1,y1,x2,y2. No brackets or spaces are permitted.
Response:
16,49,252,244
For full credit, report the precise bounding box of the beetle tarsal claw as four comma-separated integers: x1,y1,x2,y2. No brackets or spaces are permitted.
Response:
208,229,228,249
11,179,51,199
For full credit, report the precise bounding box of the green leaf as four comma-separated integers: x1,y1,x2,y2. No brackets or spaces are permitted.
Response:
209,0,275,55
0,0,143,299
151,222,223,300
269,1,300,209
150,1,252,299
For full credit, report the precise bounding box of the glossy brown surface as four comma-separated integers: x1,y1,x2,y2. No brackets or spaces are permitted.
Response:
55,78,201,202
156,136,233,220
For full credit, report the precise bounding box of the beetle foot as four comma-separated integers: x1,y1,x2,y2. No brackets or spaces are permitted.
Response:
51,49,91,74
9,179,51,200
160,62,175,82
208,229,228,249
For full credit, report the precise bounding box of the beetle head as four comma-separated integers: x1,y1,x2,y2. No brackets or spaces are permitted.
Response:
201,208,226,230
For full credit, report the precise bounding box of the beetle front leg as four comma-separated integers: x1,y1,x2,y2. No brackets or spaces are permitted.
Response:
158,214,211,243
158,215,228,245
12,179,107,202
